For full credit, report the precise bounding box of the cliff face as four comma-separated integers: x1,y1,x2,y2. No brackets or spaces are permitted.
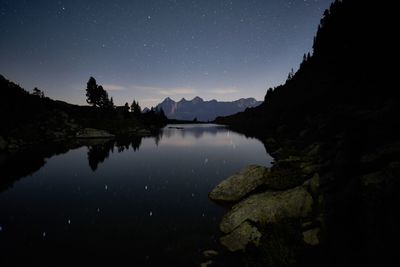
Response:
215,1,399,266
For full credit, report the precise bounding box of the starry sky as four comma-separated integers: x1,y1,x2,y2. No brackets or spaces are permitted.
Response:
0,0,333,108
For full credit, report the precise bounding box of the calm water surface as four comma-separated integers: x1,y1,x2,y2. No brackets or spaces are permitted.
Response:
0,124,272,265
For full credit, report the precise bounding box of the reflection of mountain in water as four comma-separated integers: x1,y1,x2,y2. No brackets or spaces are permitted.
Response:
0,125,267,192
163,124,227,139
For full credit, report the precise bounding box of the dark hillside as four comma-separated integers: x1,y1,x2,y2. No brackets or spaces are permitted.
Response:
0,75,166,149
217,0,396,141
216,1,399,266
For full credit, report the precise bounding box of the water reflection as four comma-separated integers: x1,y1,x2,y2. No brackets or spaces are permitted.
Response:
0,144,73,192
0,124,272,265
164,124,227,139
0,124,268,190
86,136,143,171
87,140,114,171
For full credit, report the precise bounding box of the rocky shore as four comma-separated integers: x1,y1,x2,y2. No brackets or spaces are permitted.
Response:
208,140,323,265
0,120,158,153
206,129,400,267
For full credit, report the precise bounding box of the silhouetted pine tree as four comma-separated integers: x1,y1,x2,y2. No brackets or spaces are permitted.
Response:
85,77,114,110
131,99,142,116
86,77,101,107
32,87,44,98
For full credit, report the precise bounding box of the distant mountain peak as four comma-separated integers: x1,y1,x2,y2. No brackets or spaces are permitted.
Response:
192,96,204,103
155,97,262,121
162,97,175,103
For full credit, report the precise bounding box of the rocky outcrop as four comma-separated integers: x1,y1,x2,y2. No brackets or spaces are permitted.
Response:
211,161,321,255
220,222,262,252
126,128,151,136
219,185,313,234
209,165,268,202
202,250,219,258
76,128,115,139
302,227,320,246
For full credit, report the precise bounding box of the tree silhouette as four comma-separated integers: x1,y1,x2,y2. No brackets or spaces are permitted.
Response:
32,87,44,98
131,99,141,116
107,97,115,110
87,142,113,171
86,77,101,107
98,86,109,108
123,102,130,118
158,107,166,119
85,77,114,110
286,68,295,81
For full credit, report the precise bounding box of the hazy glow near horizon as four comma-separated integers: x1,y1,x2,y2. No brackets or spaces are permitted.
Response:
0,0,333,108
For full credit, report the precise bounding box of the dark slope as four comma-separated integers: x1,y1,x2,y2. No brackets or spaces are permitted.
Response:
0,75,166,149
217,0,396,141
216,1,398,266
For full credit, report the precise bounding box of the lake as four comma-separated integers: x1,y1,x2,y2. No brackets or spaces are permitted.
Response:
0,124,272,265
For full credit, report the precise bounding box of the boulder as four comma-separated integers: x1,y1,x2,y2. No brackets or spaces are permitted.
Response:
199,260,213,267
302,227,320,246
220,222,262,252
135,129,151,135
202,250,219,258
360,142,400,164
209,165,268,202
362,172,384,186
303,173,320,195
0,136,7,150
127,127,151,136
76,128,115,139
299,162,319,176
265,159,309,190
220,186,313,234
304,143,321,158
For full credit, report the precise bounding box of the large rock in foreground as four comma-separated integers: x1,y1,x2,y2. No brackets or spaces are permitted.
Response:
76,128,115,139
220,221,262,252
220,185,313,234
209,165,268,202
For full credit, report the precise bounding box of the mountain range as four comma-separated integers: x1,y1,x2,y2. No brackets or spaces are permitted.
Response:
154,96,262,121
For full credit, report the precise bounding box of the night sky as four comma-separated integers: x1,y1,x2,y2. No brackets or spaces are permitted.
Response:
0,0,333,108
